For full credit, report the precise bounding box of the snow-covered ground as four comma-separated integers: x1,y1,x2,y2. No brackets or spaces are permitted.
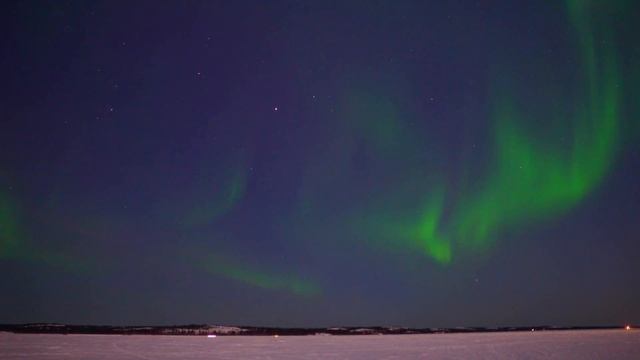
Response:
0,329,638,359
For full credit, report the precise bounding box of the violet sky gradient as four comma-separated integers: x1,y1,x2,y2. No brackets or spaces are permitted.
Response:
1,0,639,327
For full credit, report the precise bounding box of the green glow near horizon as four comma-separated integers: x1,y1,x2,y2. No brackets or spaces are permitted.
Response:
201,254,321,297
0,189,85,270
0,191,20,258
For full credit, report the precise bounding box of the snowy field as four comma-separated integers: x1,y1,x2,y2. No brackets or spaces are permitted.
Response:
1,329,638,359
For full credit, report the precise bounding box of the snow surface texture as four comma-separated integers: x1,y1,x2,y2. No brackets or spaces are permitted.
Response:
1,329,638,359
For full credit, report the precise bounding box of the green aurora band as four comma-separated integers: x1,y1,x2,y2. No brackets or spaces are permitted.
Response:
400,0,623,263
344,0,626,265
2,2,630,293
181,169,246,227
201,254,321,297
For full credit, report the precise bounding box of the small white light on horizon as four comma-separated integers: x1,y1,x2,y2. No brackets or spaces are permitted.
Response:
274,334,279,338
207,334,217,338
625,325,631,331
274,107,278,111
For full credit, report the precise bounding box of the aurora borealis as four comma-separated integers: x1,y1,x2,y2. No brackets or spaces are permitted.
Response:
1,0,639,327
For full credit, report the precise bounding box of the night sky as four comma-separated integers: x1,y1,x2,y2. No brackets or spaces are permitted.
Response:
2,0,639,328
